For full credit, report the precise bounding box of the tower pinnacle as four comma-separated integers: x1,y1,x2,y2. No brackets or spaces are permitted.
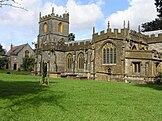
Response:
108,21,110,29
52,7,54,14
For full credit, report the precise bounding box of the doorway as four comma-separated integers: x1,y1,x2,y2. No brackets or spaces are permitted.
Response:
14,64,17,70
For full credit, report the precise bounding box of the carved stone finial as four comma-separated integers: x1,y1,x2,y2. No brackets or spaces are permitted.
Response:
123,20,126,29
128,21,130,29
108,21,110,29
52,7,54,14
93,27,95,34
39,12,41,20
138,25,141,33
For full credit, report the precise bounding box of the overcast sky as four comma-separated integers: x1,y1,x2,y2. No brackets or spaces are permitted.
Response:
0,0,157,50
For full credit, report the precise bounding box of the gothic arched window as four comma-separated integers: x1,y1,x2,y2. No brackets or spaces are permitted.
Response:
58,22,63,33
114,48,117,64
110,48,113,64
67,54,73,69
78,53,84,69
102,42,117,64
103,48,106,64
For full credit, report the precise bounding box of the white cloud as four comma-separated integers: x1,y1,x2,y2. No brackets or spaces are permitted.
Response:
40,0,104,32
106,0,157,30
0,0,41,29
0,0,104,47
66,0,104,31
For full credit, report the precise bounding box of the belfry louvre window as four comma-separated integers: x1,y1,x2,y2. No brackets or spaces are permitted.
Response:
67,54,73,69
132,62,141,73
43,23,47,33
103,43,117,64
78,53,84,69
58,22,63,33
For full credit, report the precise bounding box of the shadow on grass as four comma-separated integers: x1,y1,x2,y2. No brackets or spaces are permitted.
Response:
133,83,162,91
0,80,45,98
0,80,66,112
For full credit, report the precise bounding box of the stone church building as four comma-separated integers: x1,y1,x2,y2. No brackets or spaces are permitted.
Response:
35,8,162,83
7,43,34,70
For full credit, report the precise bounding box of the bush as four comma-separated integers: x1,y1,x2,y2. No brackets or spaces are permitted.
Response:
21,57,35,72
155,72,162,85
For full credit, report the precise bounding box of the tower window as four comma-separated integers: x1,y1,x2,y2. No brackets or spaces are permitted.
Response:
58,22,63,33
44,23,47,33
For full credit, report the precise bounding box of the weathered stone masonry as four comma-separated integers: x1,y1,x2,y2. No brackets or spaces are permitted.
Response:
35,8,162,83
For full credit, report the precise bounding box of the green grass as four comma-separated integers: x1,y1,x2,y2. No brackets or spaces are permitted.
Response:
0,71,162,121
0,69,32,75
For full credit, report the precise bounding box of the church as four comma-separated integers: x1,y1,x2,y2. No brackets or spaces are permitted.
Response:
34,8,162,83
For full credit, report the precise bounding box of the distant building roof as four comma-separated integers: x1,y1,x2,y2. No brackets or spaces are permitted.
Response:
142,30,162,37
7,44,28,56
65,39,92,44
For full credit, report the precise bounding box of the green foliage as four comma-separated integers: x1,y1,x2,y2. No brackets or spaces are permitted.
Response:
142,18,162,32
142,0,162,32
0,73,162,121
155,0,162,18
0,44,5,56
0,57,5,69
22,56,35,71
0,44,6,69
68,33,75,41
156,72,162,84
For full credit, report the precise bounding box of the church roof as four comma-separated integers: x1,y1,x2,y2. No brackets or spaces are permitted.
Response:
8,44,28,56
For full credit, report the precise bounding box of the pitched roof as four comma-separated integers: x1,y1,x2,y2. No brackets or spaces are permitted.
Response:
8,44,27,56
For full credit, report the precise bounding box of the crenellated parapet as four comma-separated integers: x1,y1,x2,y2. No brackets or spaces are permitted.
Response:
40,13,69,23
39,7,69,23
93,28,130,42
147,33,162,44
65,40,92,51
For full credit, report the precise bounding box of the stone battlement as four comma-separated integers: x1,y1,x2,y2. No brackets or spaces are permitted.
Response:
94,28,129,36
147,33,162,44
65,40,92,51
93,28,130,42
40,12,69,22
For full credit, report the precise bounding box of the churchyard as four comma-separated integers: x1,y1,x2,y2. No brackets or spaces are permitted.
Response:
0,70,162,121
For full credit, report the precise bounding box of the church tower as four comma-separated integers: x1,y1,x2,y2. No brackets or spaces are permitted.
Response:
38,7,69,44
35,8,69,76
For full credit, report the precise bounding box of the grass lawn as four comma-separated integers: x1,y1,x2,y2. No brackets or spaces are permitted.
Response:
0,72,162,121
0,69,32,75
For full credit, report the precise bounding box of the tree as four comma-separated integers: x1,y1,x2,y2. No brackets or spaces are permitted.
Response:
155,0,162,18
0,0,27,11
142,18,162,32
68,33,75,42
21,56,35,71
0,44,6,69
142,0,162,32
